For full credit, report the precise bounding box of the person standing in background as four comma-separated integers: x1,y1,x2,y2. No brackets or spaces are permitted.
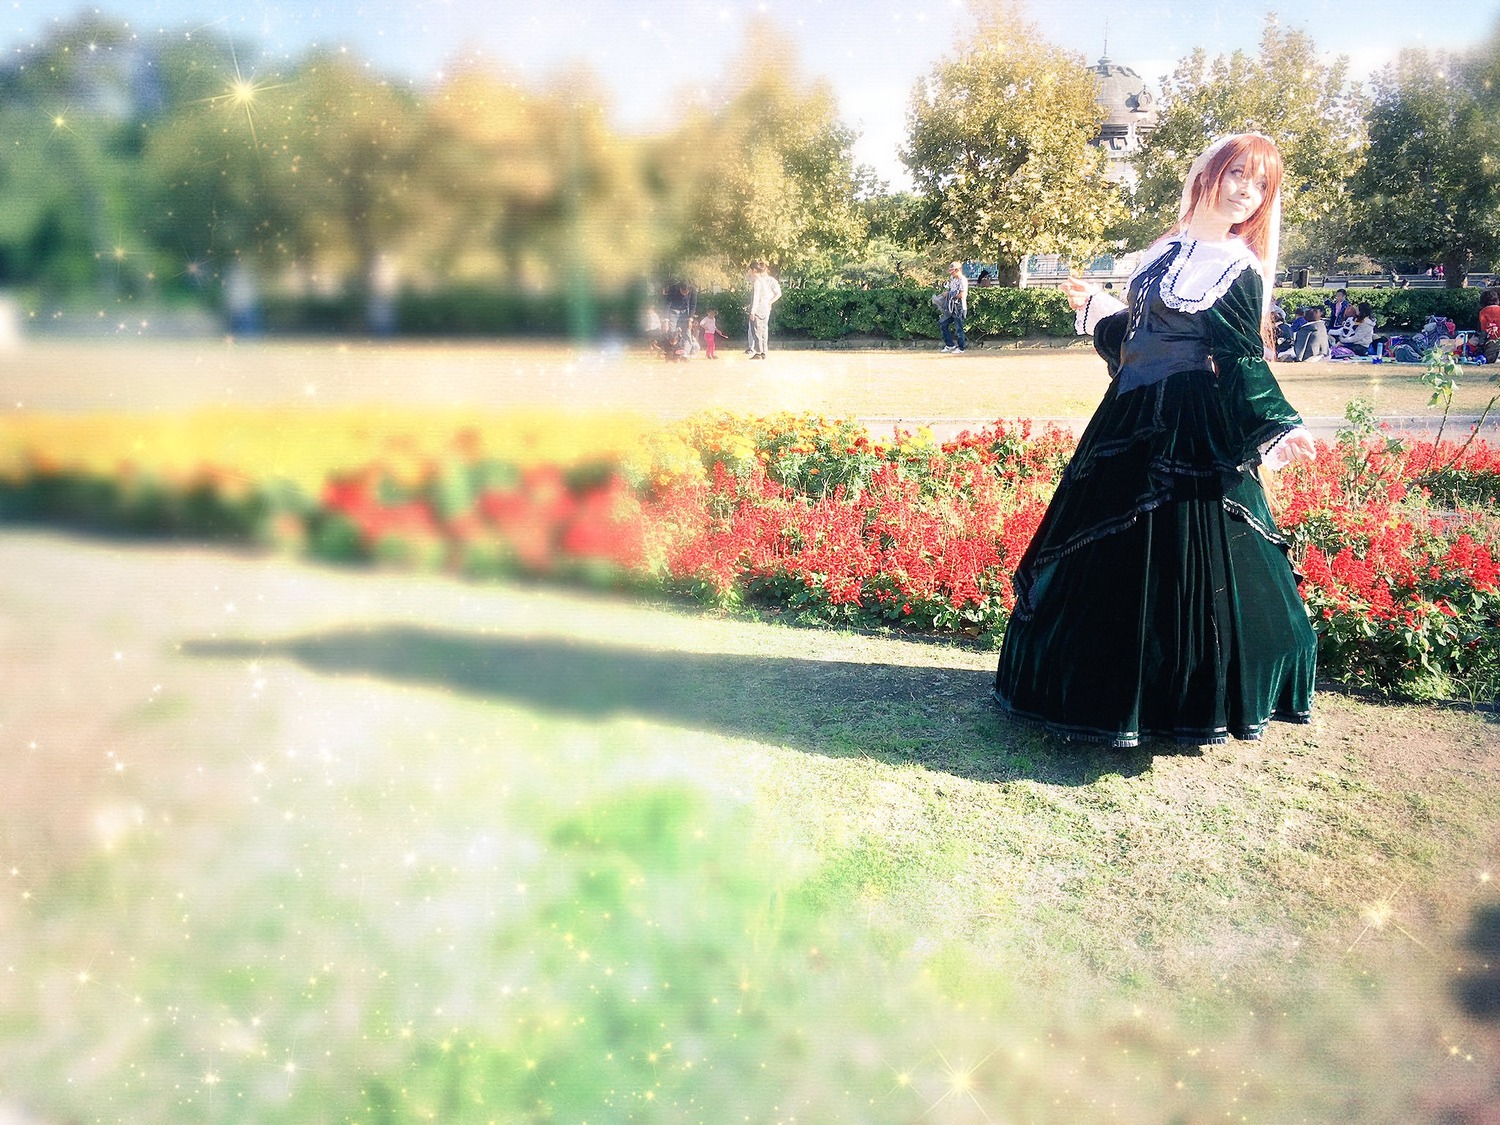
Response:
938,262,969,354
698,308,729,359
747,260,782,360
666,280,697,356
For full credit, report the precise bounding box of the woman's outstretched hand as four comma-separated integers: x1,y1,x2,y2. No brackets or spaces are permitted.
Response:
1059,276,1098,312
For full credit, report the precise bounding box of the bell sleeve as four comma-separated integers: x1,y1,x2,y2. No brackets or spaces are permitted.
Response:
1204,270,1309,467
1077,291,1128,380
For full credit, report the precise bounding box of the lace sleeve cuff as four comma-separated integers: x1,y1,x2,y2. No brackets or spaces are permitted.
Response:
1075,291,1127,336
1258,425,1310,472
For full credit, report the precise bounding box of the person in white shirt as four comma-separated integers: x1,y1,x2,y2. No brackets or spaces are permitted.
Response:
746,260,782,359
1341,303,1377,355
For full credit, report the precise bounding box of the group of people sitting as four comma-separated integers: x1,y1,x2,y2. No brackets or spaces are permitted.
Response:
1382,290,1500,365
1272,289,1379,362
1272,286,1500,366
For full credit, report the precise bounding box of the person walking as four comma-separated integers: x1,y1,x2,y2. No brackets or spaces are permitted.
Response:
746,260,782,359
938,262,969,353
666,281,697,356
993,133,1317,747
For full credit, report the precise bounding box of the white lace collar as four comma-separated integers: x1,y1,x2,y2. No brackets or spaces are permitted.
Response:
1131,235,1260,314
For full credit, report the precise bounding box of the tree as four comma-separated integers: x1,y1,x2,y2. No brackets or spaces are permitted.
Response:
140,43,293,288
1124,16,1364,268
421,67,654,294
147,50,428,309
901,1,1119,286
0,16,170,296
651,18,867,284
1352,43,1500,287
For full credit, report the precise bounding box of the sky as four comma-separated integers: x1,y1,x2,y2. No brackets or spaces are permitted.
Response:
4,0,1496,186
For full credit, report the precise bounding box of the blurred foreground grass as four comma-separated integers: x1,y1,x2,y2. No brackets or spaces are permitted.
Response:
0,531,1497,1122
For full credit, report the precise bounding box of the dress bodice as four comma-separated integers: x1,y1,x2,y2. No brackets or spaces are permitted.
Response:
1116,246,1213,394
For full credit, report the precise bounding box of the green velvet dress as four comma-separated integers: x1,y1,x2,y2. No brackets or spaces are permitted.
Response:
993,239,1316,747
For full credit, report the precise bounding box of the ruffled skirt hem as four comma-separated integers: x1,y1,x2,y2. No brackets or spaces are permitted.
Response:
992,689,1311,748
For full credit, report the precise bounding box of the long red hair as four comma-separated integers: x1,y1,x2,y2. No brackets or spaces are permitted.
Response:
1173,134,1284,346
1173,134,1283,265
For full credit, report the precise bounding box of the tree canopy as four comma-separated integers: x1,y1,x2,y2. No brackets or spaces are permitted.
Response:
650,19,868,284
1351,42,1500,286
902,3,1118,285
1122,16,1364,266
1,9,1498,313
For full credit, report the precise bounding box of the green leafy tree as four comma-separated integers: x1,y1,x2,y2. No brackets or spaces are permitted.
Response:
901,1,1119,286
1352,43,1500,287
0,16,168,296
140,46,291,289
148,50,428,307
844,184,937,287
421,67,654,294
263,55,425,299
653,18,867,284
1125,16,1364,267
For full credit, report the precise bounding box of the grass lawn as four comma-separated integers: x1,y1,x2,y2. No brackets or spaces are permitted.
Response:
1,530,1497,1123
1,339,1498,1121
7,337,1500,426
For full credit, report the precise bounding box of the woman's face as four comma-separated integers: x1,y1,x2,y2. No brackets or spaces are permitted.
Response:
1208,160,1267,228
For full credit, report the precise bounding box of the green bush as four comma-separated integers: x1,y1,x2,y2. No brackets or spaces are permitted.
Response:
258,288,645,337
764,285,1075,342
255,283,1077,343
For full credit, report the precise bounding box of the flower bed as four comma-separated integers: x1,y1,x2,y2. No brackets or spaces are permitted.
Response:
3,408,1498,703
1279,427,1500,702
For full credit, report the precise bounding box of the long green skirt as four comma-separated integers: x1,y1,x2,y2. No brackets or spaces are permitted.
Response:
993,381,1316,748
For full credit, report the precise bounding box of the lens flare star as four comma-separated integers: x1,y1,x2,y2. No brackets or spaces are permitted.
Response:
1346,878,1432,954
203,48,290,150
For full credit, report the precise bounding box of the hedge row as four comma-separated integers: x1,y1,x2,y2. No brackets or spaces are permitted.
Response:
761,285,1077,341
259,288,645,337
257,282,1484,340
255,285,1079,342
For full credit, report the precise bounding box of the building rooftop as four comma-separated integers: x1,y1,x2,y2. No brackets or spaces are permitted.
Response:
1091,56,1160,131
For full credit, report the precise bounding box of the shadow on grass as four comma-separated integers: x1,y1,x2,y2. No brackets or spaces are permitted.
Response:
183,624,1175,785
1457,904,1500,1021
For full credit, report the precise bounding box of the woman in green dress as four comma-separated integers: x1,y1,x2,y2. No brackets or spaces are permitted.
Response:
993,133,1317,747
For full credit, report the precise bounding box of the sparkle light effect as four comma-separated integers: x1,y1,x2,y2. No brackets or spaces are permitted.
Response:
203,46,290,150
920,1045,999,1120
48,107,78,137
1346,878,1434,955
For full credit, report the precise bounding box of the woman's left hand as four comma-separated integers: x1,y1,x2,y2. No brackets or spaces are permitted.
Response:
1281,430,1316,465
1262,427,1316,472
